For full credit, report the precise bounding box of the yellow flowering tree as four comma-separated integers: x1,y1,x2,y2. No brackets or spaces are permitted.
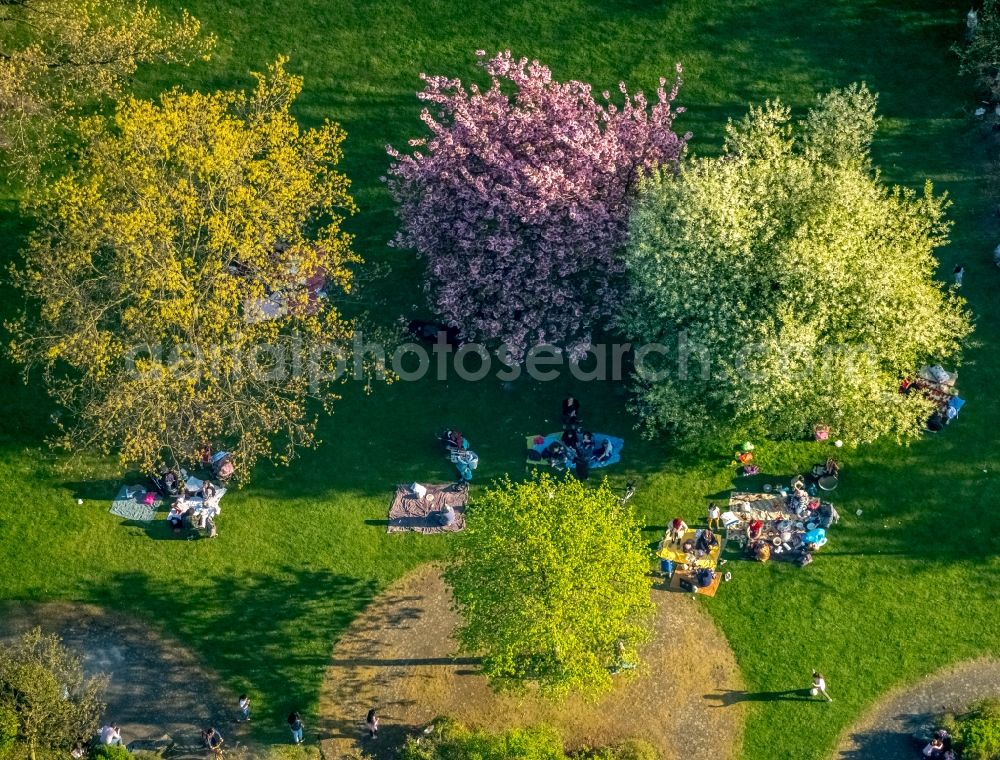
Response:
0,0,213,178
9,59,361,482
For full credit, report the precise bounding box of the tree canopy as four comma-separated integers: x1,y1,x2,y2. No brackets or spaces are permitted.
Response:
620,84,972,445
0,628,107,760
386,50,688,361
444,473,654,699
955,0,1000,103
9,58,361,480
0,0,213,178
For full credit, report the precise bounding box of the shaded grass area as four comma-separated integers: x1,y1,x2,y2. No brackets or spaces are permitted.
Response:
0,0,999,757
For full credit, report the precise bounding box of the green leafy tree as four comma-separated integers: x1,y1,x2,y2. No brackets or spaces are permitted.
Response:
0,629,107,760
621,84,972,445
955,0,1000,102
444,474,653,699
0,0,214,179
8,58,361,481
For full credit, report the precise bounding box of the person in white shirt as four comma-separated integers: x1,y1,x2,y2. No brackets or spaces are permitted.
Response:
99,724,123,745
811,671,832,701
707,503,721,531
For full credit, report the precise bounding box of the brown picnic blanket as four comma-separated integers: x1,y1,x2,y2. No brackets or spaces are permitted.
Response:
387,482,469,534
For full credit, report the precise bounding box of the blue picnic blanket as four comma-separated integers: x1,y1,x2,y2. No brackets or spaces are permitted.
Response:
109,484,161,521
526,432,624,469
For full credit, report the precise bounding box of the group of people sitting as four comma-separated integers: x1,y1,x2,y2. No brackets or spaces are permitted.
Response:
166,480,222,538
150,448,234,499
539,397,614,478
666,519,720,555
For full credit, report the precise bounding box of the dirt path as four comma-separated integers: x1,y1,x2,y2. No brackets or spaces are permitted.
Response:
0,602,252,756
318,564,745,760
832,658,1000,759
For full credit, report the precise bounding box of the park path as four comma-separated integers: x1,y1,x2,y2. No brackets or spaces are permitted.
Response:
832,657,1000,759
0,602,253,757
318,563,745,760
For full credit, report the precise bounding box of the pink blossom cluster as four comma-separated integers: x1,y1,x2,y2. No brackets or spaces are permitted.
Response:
386,50,689,361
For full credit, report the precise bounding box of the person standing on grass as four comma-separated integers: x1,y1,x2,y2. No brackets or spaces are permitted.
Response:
707,502,721,531
811,670,832,701
238,693,251,722
288,710,304,745
667,517,688,545
954,264,965,286
562,396,581,425
366,708,379,739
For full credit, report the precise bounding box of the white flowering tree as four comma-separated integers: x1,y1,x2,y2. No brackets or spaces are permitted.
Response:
621,85,972,445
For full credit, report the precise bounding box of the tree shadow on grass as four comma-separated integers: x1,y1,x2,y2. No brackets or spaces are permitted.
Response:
63,477,129,502
92,567,379,744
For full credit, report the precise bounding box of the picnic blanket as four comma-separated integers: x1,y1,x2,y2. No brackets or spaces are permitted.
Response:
657,528,724,569
109,484,161,522
181,476,227,512
388,482,468,534
525,433,624,469
728,491,798,522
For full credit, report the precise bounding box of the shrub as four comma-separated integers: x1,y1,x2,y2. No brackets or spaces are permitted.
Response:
92,747,131,760
953,699,1000,760
401,718,564,760
608,740,659,760
574,739,659,760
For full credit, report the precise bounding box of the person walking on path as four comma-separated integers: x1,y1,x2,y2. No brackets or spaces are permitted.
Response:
204,726,224,758
288,711,304,745
954,264,965,287
237,694,251,722
366,708,380,739
811,670,833,701
707,502,721,531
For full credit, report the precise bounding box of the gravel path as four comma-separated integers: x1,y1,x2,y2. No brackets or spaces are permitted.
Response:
318,564,745,760
832,658,1000,759
0,602,252,757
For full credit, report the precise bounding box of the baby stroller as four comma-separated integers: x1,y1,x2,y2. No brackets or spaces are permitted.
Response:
450,448,479,482
150,464,186,497
210,452,235,481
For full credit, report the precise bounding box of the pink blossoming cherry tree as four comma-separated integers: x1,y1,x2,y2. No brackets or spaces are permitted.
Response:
385,50,689,362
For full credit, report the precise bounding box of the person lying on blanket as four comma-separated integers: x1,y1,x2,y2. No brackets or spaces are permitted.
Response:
592,437,614,464
434,504,457,527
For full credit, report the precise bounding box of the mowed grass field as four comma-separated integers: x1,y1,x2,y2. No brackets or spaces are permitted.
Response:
0,1,998,758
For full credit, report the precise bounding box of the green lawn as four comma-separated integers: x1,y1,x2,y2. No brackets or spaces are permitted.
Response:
1,0,999,758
